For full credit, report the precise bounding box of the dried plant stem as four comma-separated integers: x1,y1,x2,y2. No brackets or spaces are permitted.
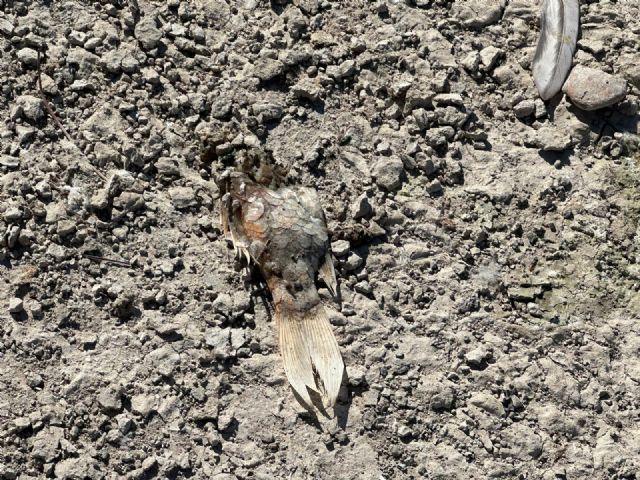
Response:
83,254,131,268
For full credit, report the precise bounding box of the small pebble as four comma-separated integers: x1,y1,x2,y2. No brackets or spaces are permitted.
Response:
9,297,24,313
16,47,39,68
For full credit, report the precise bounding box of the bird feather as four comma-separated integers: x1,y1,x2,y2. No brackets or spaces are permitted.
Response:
532,0,580,100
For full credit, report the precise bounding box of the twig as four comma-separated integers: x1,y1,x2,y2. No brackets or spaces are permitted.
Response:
83,254,132,268
36,50,107,182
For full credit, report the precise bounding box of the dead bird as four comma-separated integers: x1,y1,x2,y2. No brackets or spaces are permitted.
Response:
219,169,345,411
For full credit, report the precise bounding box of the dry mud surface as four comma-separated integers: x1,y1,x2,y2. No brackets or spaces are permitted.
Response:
1,0,640,479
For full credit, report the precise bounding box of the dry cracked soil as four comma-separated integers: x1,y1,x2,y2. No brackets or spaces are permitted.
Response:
1,0,640,479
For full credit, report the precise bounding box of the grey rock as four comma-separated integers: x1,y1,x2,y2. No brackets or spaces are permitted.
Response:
253,103,284,123
534,98,547,119
404,85,435,113
57,220,77,237
351,194,373,219
508,286,542,301
13,416,31,431
142,456,158,472
113,192,145,212
578,39,605,56
513,99,535,118
501,424,543,459
433,94,464,108
327,59,357,80
564,65,627,111
68,30,87,46
66,48,99,77
135,17,163,50
619,55,640,89
94,142,120,167
373,157,404,191
169,186,198,209
210,98,232,119
291,79,321,101
465,347,489,368
9,297,23,313
354,281,373,295
54,457,104,480
416,153,439,175
3,207,22,222
332,240,350,257
69,80,96,92
0,155,20,169
84,37,102,51
375,141,391,155
141,67,161,85
205,327,233,358
97,386,123,412
480,46,502,70
89,190,109,211
425,126,455,149
426,179,443,195
35,180,52,199
29,301,43,318
155,157,180,177
535,126,572,151
31,427,63,463
461,51,481,73
592,432,623,469
0,18,14,36
6,225,20,249
100,50,125,73
468,391,505,416
212,293,234,313
16,47,39,68
253,57,284,81
120,55,140,73
15,95,44,121
431,388,455,412
131,394,156,417
453,0,504,28
343,252,364,271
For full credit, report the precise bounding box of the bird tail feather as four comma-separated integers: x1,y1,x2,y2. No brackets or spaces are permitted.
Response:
276,303,344,410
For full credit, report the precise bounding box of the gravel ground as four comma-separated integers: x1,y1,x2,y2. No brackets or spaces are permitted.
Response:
1,0,639,479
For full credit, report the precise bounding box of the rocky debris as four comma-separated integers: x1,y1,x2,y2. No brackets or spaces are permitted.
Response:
469,391,505,417
31,427,64,463
134,16,163,51
169,186,198,209
464,347,490,368
453,0,505,28
331,240,351,257
533,126,573,152
513,99,535,118
0,0,638,479
54,457,103,480
372,157,404,191
16,47,38,68
14,95,44,121
8,297,24,313
96,386,123,412
253,57,284,82
0,155,20,169
563,66,628,111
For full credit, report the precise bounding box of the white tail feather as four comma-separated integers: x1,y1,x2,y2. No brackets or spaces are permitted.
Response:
277,304,344,409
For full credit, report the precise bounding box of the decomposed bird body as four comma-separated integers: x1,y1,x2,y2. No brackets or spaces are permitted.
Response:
220,171,344,410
